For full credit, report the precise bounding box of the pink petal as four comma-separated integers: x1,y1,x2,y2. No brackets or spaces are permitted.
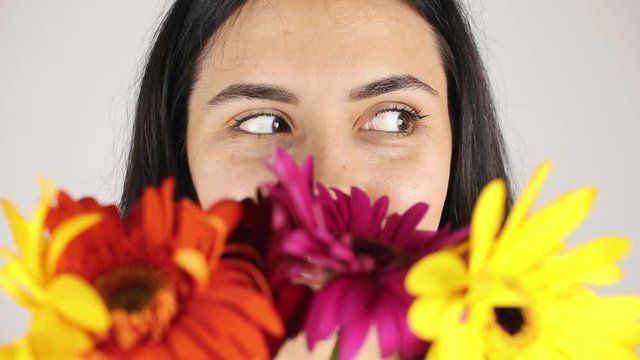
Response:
339,316,372,360
373,295,401,357
337,277,374,327
281,230,324,257
304,279,350,348
390,203,429,245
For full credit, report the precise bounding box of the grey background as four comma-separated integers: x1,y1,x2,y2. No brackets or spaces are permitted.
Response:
1,0,638,343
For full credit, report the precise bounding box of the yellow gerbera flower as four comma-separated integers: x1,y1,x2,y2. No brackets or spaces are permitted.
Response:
405,163,640,360
0,179,110,359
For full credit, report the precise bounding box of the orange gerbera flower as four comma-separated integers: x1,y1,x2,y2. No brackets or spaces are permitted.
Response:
47,179,284,360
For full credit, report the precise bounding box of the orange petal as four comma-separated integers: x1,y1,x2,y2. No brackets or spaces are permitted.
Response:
129,342,173,360
177,312,248,360
174,201,207,249
159,179,176,235
216,260,272,296
167,324,223,360
206,200,243,234
205,285,284,338
140,183,171,244
188,301,270,360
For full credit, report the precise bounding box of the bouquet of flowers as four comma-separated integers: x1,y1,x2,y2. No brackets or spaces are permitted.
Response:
1,148,638,360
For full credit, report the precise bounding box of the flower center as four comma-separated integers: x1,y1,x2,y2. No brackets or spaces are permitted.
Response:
494,307,525,336
353,238,407,269
93,266,179,350
94,266,167,312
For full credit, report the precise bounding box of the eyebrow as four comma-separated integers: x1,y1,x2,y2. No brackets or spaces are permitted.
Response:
206,74,438,107
207,83,299,106
349,74,439,100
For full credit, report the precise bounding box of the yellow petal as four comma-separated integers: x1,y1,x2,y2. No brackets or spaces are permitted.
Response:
1,200,31,259
425,341,440,360
567,295,640,344
408,297,462,340
494,187,596,275
0,263,45,303
577,263,623,286
28,307,94,358
0,266,37,309
525,237,630,288
0,339,35,360
469,179,506,275
493,162,552,260
33,178,56,230
405,251,468,297
173,248,210,290
45,213,103,277
46,274,110,333
437,321,485,360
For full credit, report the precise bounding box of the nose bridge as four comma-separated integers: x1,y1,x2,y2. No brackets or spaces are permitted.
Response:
305,135,359,194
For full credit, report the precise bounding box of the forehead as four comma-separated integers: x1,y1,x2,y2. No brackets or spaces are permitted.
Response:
197,0,445,95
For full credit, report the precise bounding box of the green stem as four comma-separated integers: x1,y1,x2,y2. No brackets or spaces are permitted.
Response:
330,339,340,360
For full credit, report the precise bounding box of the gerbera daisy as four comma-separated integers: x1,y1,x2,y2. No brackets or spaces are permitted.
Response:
53,179,284,359
264,148,467,360
405,163,640,360
3,178,284,359
0,179,110,359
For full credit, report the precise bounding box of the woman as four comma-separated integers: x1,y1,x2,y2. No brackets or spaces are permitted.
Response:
121,0,511,358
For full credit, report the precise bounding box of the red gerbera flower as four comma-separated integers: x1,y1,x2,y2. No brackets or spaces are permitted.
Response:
47,179,284,360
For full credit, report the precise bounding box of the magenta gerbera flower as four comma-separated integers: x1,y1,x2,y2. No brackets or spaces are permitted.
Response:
263,148,468,360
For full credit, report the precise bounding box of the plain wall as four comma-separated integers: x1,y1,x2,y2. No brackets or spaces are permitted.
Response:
1,0,638,343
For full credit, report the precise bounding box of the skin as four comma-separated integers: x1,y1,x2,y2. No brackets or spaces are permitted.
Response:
186,0,452,358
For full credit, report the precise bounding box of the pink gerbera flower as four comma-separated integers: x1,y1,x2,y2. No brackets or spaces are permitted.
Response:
263,148,468,360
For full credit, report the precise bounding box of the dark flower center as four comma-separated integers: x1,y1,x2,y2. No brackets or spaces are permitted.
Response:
494,307,525,336
93,265,179,350
353,238,407,269
107,283,155,312
94,266,168,312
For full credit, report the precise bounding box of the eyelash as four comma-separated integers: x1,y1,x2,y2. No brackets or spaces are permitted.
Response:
229,104,428,136
375,104,428,137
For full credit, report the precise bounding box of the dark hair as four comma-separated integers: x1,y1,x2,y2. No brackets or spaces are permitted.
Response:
120,0,512,227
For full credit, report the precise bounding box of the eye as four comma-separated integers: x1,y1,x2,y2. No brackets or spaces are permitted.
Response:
362,105,427,134
234,113,291,135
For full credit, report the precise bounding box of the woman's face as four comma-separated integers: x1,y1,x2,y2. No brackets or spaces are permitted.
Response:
187,0,450,356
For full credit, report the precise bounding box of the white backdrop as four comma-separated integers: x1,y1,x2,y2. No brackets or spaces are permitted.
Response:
1,0,638,344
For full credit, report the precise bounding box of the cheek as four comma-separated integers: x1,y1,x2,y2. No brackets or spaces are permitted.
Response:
361,153,451,231
187,144,276,208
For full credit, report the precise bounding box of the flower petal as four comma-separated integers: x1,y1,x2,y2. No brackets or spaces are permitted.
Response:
167,326,219,360
525,236,630,288
173,248,210,291
185,301,269,360
493,162,551,259
373,296,401,357
1,200,30,260
339,316,371,360
45,213,102,277
0,265,38,308
28,307,94,358
46,274,110,333
205,284,284,337
128,342,173,360
0,263,45,303
338,277,374,327
408,297,462,340
493,187,597,275
469,179,506,275
405,252,468,297
305,279,350,349
0,339,33,360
